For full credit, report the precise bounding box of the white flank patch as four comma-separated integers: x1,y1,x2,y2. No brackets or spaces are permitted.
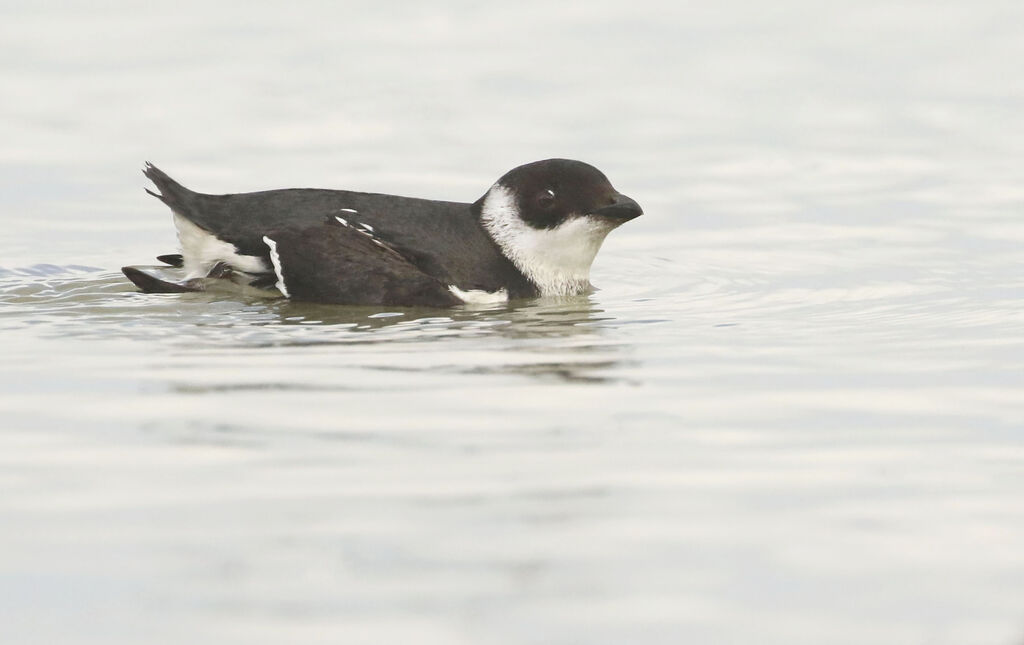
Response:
262,236,290,297
448,285,509,305
339,208,359,214
479,185,615,296
335,216,349,226
173,213,269,279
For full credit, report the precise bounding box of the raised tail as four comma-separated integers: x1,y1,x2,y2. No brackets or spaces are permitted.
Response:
142,162,196,215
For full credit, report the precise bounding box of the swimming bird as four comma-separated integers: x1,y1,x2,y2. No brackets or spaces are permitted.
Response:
122,159,642,307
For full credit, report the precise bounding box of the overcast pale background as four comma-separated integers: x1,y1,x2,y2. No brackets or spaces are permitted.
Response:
2,1,1023,644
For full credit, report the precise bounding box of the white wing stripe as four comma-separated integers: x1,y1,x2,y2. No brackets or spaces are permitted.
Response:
262,236,290,298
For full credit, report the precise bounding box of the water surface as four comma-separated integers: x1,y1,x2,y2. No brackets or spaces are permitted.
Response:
2,2,1023,644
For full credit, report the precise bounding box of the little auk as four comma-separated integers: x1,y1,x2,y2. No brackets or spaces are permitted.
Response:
122,159,643,307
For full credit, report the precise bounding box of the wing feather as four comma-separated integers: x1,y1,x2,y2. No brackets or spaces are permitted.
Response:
264,219,461,307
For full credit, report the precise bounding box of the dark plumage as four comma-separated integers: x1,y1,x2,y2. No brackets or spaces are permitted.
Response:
123,159,642,307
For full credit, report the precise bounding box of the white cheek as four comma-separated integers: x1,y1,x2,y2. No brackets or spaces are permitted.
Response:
479,186,614,296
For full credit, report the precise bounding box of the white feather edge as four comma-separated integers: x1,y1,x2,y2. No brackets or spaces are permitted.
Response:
447,285,509,305
262,235,290,298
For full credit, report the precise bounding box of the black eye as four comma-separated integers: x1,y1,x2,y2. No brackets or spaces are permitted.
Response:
538,189,556,208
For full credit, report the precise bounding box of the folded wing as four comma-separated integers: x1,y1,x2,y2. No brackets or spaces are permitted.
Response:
263,218,461,307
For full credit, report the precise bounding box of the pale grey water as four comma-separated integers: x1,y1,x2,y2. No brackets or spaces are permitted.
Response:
2,1,1024,643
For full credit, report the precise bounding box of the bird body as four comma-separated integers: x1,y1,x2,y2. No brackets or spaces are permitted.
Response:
123,159,642,307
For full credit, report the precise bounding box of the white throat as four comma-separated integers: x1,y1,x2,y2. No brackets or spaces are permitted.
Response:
479,185,615,296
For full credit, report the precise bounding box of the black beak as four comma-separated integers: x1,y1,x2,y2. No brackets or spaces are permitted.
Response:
592,193,643,223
